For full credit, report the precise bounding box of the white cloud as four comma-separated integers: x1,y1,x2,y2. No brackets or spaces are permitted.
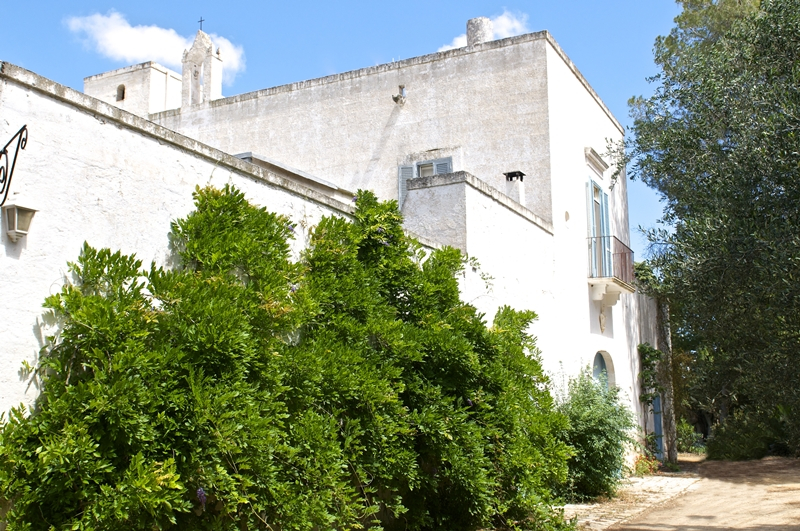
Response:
491,10,529,39
437,11,530,52
438,34,468,52
66,11,245,85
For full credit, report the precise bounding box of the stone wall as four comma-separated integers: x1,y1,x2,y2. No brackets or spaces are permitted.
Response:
0,63,352,414
1,58,661,441
151,32,560,223
84,62,182,117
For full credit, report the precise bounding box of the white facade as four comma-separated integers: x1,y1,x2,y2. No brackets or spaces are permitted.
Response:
0,20,665,441
84,61,182,116
0,63,352,414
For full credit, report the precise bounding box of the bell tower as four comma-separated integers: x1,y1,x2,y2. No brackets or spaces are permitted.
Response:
181,30,223,107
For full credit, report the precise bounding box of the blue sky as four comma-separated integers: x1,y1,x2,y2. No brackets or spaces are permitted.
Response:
1,1,680,258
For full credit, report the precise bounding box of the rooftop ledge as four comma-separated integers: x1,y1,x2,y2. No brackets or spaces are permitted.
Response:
406,171,554,235
148,30,622,135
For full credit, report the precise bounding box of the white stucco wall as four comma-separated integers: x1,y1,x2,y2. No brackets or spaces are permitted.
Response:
4,22,664,441
84,62,182,117
538,41,648,411
0,63,352,415
461,178,556,345
402,170,555,322
151,32,556,224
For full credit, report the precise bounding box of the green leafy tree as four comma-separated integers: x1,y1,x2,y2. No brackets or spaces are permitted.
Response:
0,185,574,530
627,0,800,457
654,0,760,69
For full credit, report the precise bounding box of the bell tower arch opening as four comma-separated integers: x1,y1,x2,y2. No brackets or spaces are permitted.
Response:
181,30,223,107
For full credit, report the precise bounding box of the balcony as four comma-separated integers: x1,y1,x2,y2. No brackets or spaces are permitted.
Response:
588,235,635,305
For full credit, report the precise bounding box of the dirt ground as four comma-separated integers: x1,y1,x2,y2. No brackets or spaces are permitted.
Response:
564,454,704,530
609,455,800,531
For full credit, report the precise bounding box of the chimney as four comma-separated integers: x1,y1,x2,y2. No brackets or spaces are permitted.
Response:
467,17,493,47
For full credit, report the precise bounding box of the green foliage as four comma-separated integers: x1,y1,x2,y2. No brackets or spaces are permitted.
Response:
0,185,574,530
632,262,662,298
706,406,792,460
676,418,704,453
632,454,660,476
654,0,760,70
637,343,664,409
627,0,800,457
556,370,635,501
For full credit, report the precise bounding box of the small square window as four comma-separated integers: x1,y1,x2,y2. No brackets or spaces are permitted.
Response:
398,156,453,208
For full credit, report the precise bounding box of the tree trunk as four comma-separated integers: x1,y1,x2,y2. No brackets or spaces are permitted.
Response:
657,300,678,464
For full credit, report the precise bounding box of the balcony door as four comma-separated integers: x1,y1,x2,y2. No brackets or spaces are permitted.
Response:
588,181,611,277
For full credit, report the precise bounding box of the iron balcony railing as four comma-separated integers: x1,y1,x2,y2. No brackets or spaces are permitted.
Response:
587,235,634,286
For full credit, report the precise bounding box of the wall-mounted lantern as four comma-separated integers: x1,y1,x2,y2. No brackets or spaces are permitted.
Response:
1,125,29,207
3,199,37,243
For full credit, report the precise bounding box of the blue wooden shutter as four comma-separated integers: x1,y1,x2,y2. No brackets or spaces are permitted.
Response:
434,158,452,175
398,165,414,209
588,181,598,277
601,189,611,276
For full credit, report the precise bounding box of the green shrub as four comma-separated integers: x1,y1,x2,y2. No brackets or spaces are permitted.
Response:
706,407,792,460
0,186,574,531
707,415,771,460
633,454,660,476
557,370,635,500
676,418,703,453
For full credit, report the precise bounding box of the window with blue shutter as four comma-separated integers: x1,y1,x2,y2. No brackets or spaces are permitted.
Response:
398,157,453,208
588,180,612,277
434,159,452,175
398,165,414,208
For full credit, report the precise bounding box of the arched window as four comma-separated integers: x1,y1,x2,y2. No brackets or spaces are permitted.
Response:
592,352,606,379
592,351,615,387
116,85,126,101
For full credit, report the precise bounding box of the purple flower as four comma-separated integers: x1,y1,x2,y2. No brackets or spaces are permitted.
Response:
376,227,385,233
352,196,358,202
290,283,299,293
197,487,207,507
287,223,296,233
467,398,473,406
380,240,390,247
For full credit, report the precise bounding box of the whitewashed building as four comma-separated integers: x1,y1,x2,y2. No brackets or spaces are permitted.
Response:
0,19,669,453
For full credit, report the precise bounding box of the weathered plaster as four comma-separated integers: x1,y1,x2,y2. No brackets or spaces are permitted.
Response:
1,18,657,442
84,62,182,117
0,63,354,414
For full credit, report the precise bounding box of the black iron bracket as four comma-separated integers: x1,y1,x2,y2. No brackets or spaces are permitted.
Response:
0,125,29,207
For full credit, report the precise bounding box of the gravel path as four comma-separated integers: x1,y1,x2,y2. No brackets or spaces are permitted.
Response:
563,455,704,530
610,456,800,530
564,454,800,531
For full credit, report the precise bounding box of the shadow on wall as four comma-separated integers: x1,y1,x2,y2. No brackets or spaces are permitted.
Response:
3,228,26,260
360,104,402,192
625,292,660,432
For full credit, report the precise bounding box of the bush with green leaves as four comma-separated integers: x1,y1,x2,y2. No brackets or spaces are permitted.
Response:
556,370,635,501
0,185,574,530
676,418,703,454
706,406,792,460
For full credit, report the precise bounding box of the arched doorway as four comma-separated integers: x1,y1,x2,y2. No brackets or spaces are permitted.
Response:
592,351,615,387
